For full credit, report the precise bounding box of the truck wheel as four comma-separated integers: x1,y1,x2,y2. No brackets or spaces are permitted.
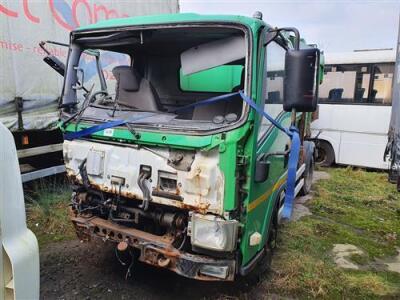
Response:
300,155,314,196
315,141,334,167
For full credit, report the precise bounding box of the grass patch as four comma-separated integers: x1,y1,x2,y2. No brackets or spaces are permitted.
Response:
25,177,76,247
264,167,400,299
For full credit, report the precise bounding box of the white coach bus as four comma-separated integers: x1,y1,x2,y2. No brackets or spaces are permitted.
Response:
311,49,396,169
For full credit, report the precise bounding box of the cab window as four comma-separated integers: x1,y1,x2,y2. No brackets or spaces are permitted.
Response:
259,41,286,140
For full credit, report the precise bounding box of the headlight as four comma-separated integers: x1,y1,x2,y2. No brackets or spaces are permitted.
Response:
190,213,239,252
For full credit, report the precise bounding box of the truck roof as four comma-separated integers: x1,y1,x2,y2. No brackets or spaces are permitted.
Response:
76,13,266,33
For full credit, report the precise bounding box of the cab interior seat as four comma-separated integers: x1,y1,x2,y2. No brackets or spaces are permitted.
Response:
136,53,245,121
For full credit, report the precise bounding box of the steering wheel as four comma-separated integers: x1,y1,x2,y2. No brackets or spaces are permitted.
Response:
89,90,109,104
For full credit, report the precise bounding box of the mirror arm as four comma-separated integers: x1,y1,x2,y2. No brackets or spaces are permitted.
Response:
258,150,289,162
255,150,290,183
278,27,300,50
264,27,301,50
39,40,69,54
264,29,279,47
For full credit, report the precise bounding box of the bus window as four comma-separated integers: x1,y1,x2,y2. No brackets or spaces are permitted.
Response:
259,42,286,140
319,64,371,103
370,63,394,105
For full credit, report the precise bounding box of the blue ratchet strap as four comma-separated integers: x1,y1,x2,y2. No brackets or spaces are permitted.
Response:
63,92,240,141
64,90,300,218
238,91,300,219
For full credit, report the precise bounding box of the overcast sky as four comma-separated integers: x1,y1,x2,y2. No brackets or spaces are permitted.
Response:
180,0,400,53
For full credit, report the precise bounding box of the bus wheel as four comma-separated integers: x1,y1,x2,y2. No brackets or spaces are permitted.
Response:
315,141,334,167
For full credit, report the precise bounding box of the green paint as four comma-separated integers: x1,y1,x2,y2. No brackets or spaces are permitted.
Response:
77,13,264,33
64,13,323,274
180,65,243,93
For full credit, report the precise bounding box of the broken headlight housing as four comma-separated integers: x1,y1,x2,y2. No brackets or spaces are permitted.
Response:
190,213,239,252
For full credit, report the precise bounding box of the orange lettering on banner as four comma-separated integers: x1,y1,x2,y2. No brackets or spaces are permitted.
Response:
93,4,118,22
0,3,18,17
49,0,74,31
72,0,93,27
23,0,40,23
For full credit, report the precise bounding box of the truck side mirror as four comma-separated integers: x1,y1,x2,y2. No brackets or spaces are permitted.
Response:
283,48,320,112
43,55,65,77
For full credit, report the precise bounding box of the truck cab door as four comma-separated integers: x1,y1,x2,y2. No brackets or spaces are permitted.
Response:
242,40,291,265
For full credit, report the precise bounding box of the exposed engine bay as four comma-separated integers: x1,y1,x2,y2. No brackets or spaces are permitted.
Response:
64,140,237,280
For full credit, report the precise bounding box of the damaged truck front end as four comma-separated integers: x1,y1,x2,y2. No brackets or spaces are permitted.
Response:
58,16,253,281
47,13,321,281
65,139,239,280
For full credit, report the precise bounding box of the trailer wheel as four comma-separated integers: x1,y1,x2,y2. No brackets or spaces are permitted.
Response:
315,140,334,167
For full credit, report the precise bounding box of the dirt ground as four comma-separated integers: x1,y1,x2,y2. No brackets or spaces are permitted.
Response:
38,174,330,300
37,169,400,299
40,239,268,300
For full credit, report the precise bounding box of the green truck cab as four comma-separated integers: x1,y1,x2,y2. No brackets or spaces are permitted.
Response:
44,12,321,281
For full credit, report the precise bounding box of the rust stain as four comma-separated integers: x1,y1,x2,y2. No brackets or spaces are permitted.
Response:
67,169,211,214
71,216,234,281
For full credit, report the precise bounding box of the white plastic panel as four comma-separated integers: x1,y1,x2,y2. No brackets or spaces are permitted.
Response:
0,122,40,300
181,36,245,75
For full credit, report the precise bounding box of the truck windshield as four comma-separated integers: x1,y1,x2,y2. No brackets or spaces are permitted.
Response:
63,26,248,132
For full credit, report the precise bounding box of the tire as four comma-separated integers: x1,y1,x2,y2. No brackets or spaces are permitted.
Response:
300,155,314,196
315,140,334,167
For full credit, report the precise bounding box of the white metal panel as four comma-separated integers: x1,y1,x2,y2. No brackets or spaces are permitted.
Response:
0,122,39,299
311,104,391,169
339,131,389,169
325,50,396,65
313,104,391,135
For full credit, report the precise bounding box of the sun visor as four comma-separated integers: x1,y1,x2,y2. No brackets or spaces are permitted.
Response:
181,36,245,76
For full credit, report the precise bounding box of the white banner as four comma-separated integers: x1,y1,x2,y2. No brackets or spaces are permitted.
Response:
0,0,178,130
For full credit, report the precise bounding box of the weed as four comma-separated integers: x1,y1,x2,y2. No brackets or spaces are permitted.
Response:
265,167,400,299
25,177,75,247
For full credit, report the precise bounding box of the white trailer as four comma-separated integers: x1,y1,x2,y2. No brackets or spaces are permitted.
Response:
0,0,178,181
